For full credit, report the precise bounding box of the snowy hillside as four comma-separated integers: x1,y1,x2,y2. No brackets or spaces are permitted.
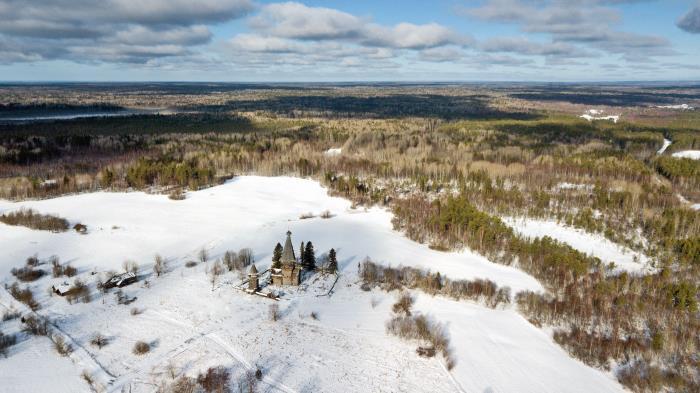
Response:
0,177,626,392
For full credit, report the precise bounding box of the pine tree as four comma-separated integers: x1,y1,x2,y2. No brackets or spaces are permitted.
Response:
328,248,338,274
272,243,283,269
303,242,316,270
299,241,305,264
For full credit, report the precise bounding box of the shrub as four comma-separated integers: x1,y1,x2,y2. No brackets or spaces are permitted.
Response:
269,304,280,321
73,223,88,234
171,377,197,393
0,331,17,357
392,292,414,316
11,265,45,282
9,282,39,310
169,189,186,200
133,341,150,355
185,261,197,268
299,212,315,219
66,279,90,304
23,315,50,336
26,254,40,266
90,333,108,349
197,366,231,393
153,254,166,277
198,249,209,263
130,307,143,316
81,371,95,389
0,208,69,232
53,334,73,356
320,210,333,219
2,309,21,321
63,264,77,277
386,313,455,370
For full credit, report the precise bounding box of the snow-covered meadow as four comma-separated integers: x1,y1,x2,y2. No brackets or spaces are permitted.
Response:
0,177,626,392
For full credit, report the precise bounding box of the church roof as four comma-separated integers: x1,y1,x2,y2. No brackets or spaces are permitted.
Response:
249,264,258,275
282,230,296,264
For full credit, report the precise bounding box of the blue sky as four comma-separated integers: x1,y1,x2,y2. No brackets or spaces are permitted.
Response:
0,0,698,82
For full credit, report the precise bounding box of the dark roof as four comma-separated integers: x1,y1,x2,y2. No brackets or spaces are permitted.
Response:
281,230,296,264
249,264,258,275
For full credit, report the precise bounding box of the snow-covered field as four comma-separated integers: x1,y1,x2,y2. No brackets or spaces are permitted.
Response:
671,150,700,160
504,217,653,274
0,177,626,392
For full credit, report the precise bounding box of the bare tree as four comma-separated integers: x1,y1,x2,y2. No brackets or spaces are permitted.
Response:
153,254,166,277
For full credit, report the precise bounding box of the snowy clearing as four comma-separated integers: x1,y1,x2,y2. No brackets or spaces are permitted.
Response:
655,104,694,110
504,217,653,274
671,150,700,160
0,177,627,392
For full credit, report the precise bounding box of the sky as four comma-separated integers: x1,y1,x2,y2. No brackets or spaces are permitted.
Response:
0,0,698,82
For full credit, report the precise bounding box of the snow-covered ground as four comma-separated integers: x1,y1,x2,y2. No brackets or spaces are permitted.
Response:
655,104,694,110
579,110,619,123
657,138,672,154
504,217,653,274
323,148,342,156
0,177,627,392
671,150,700,160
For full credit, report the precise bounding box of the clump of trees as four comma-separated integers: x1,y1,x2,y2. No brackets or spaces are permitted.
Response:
8,282,39,310
0,208,69,232
0,331,17,357
385,292,455,370
360,260,511,308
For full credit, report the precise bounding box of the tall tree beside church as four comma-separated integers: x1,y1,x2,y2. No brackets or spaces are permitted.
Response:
272,242,283,269
299,241,305,264
303,242,316,270
328,248,338,274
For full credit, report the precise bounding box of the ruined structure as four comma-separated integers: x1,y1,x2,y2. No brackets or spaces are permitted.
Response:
271,230,301,286
248,264,259,292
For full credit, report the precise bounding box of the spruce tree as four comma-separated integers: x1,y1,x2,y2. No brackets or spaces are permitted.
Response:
299,241,305,264
328,248,338,274
303,241,316,270
272,243,283,269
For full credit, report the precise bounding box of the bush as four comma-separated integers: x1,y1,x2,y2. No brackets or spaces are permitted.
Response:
53,335,73,356
386,313,455,370
2,309,21,321
320,210,333,219
197,366,231,393
153,254,166,277
11,266,45,282
63,264,77,277
0,208,70,232
299,212,315,219
185,261,197,268
133,341,150,355
90,333,108,349
23,315,50,336
392,292,414,316
171,377,197,393
0,331,17,357
9,282,39,310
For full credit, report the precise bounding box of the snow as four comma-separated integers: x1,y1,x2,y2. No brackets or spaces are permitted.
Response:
324,148,342,156
0,176,627,392
555,182,593,191
0,176,540,294
671,150,700,160
657,138,672,154
504,217,653,274
580,110,619,123
656,104,694,110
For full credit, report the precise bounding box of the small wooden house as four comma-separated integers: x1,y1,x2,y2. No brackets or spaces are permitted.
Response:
52,281,73,296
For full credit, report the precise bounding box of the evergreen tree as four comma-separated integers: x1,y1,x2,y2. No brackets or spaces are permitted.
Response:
303,241,316,270
328,248,338,274
272,243,283,269
299,241,305,264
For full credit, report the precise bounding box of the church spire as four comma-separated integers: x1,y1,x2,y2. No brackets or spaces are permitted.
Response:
281,230,296,264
